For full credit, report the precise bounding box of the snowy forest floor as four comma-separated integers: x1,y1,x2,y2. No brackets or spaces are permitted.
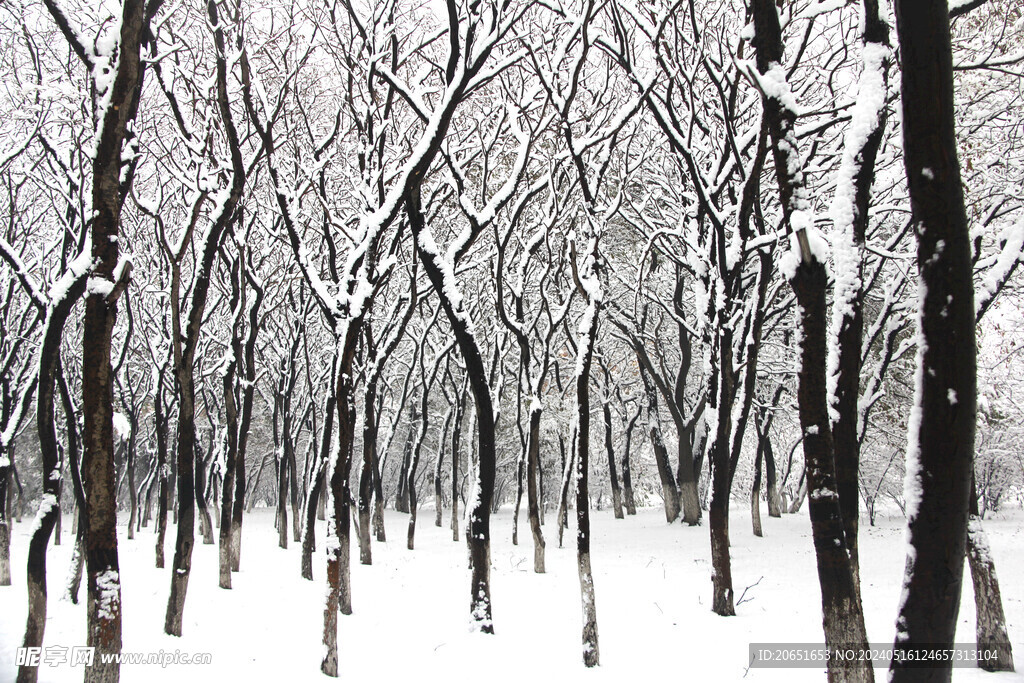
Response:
1,505,1022,682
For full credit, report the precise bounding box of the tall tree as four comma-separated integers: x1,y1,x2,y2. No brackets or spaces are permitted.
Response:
888,1,977,680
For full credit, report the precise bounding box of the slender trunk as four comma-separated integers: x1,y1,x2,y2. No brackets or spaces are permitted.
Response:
621,403,639,516
65,516,85,604
126,428,137,541
602,402,623,519
288,435,301,543
395,403,417,514
219,349,239,589
830,0,890,595
526,407,545,573
640,369,681,523
751,443,763,538
761,413,782,518
195,441,214,545
154,374,169,569
574,294,600,668
356,383,375,562
557,434,574,549
0,462,9,585
277,449,289,549
21,291,89,683
451,387,465,542
511,449,525,545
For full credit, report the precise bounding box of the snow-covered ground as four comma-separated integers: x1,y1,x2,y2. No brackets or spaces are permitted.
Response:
1,505,1022,682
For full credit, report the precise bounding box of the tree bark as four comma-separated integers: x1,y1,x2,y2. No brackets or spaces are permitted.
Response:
966,479,1014,671
890,1,976,679
602,402,623,519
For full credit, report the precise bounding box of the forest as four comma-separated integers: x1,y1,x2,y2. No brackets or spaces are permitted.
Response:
0,0,1022,681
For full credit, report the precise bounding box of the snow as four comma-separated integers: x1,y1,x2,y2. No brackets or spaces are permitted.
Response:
2,507,1021,681
112,413,131,441
95,570,120,621
86,276,114,298
976,221,1024,316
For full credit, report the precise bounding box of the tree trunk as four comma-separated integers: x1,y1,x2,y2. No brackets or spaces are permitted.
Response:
0,462,10,586
602,403,623,519
526,406,545,573
792,261,872,683
640,369,681,523
321,345,358,676
451,387,466,542
409,187,495,633
890,2,976,679
195,440,214,546
751,444,763,538
966,478,1014,671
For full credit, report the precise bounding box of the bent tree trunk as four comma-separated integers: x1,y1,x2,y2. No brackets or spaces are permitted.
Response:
409,187,496,633
967,480,1014,671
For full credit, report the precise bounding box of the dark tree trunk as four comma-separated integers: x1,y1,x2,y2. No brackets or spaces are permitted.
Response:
639,367,681,523
890,2,976,680
573,298,600,668
707,331,736,617
758,405,782,518
409,187,496,633
21,348,82,683
526,406,545,573
304,390,334,578
154,373,169,569
602,402,623,519
792,261,872,683
219,262,243,587
620,401,640,516
165,0,244,638
751,442,763,538
830,0,891,594
451,385,466,542
321,343,359,676
195,438,214,545
394,402,418,514
751,0,873,675
557,433,573,549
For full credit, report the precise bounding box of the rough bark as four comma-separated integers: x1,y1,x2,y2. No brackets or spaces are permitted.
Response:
967,480,1014,671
